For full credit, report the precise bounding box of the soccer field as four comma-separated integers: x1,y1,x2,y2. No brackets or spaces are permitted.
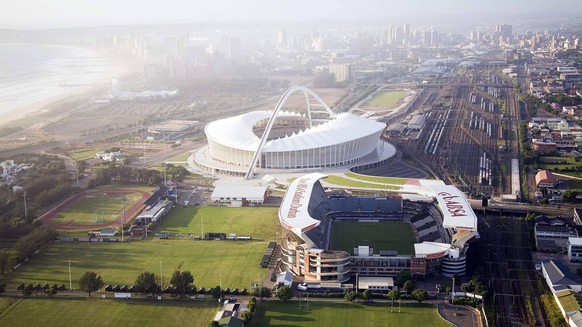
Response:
51,192,144,225
252,301,450,327
0,298,219,327
330,221,415,255
5,206,280,290
364,90,407,108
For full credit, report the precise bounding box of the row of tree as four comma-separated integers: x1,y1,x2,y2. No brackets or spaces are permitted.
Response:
91,165,162,186
79,270,194,297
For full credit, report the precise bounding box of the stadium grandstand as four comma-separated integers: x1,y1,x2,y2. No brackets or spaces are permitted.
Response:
192,86,396,177
279,173,478,283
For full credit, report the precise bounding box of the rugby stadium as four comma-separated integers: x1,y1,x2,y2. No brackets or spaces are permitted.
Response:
279,173,479,282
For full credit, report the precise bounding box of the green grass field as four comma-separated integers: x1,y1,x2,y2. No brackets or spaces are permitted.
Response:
252,301,450,327
68,148,102,161
364,90,407,108
323,175,401,190
0,298,219,327
345,172,407,185
52,192,143,225
331,221,415,254
155,206,280,240
5,207,280,290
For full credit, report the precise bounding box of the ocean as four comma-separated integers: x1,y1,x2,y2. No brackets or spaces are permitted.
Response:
0,43,124,122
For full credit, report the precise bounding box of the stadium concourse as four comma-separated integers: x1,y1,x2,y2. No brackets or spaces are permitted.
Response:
278,173,478,284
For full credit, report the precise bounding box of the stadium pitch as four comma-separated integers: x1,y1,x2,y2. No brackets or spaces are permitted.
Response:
330,220,415,255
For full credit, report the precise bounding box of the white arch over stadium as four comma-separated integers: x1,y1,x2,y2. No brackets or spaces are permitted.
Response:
245,86,336,179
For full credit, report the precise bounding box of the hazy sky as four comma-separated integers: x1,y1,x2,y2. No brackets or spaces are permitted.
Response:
3,0,581,29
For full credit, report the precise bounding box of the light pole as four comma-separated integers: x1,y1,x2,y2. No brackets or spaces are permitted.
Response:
451,276,455,304
121,196,125,242
23,191,27,220
68,260,72,291
356,273,359,302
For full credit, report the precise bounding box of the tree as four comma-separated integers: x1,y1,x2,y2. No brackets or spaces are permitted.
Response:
394,271,412,287
241,310,253,323
412,289,428,303
134,272,159,296
403,280,415,293
362,289,373,302
0,250,9,276
344,291,357,302
387,289,400,311
211,286,223,299
252,286,271,299
170,270,194,298
562,190,578,203
79,271,104,297
277,286,293,301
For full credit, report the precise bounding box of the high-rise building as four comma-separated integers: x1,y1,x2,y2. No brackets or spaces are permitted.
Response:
278,30,287,47
496,24,513,38
228,37,240,59
430,30,439,47
329,63,351,82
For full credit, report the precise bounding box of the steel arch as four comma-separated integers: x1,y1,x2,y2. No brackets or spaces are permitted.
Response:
245,86,335,179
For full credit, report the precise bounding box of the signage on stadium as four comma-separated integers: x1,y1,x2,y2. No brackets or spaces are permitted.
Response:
287,177,310,219
437,192,468,217
426,250,447,259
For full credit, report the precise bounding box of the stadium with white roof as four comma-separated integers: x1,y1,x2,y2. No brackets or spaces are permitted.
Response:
194,86,394,178
279,173,479,283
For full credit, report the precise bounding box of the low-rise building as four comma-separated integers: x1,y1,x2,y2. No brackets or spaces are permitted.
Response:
536,170,556,188
211,185,267,207
568,237,582,262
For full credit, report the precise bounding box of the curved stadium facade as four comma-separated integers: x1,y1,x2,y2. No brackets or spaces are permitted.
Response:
195,86,393,178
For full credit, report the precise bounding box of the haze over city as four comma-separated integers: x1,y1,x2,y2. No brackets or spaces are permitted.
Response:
2,0,581,29
0,1,582,326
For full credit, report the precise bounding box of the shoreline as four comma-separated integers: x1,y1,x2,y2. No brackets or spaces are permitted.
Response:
0,43,141,128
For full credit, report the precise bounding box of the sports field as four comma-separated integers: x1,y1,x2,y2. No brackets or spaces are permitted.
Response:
40,184,154,230
155,206,280,240
5,207,279,290
363,90,407,108
51,191,144,225
0,297,218,327
330,221,415,254
252,301,450,327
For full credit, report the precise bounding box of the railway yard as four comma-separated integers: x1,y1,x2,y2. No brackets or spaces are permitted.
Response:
389,68,523,199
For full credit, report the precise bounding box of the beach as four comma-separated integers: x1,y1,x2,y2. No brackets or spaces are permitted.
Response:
0,43,136,125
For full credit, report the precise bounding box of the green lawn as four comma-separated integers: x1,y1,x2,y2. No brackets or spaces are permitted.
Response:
167,151,192,162
5,206,280,290
69,148,102,161
52,191,143,225
0,298,219,327
331,221,415,255
364,90,407,108
345,172,407,185
538,157,577,164
155,206,280,241
323,176,401,190
252,301,450,327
